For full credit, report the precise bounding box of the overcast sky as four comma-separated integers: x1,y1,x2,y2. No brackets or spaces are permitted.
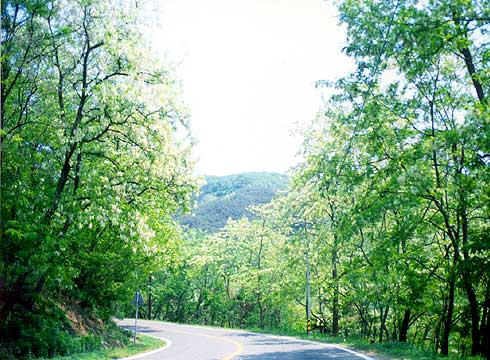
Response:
151,0,353,175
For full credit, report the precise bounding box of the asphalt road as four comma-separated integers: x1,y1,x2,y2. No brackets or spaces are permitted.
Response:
117,319,375,360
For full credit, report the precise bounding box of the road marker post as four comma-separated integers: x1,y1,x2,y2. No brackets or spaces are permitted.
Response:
131,289,145,344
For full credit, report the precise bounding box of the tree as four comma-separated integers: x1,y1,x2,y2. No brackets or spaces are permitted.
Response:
308,0,490,355
1,0,196,356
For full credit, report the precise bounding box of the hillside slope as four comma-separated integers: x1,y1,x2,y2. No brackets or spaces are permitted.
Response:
180,172,288,232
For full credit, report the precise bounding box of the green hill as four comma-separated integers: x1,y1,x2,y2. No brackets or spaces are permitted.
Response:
180,172,288,232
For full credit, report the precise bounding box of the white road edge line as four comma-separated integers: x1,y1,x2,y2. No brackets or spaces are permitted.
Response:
328,345,375,360
119,328,172,360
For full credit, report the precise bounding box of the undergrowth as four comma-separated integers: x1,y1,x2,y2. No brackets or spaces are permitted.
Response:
0,298,131,359
37,334,164,360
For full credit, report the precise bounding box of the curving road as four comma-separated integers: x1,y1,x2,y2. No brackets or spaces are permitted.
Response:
117,319,376,360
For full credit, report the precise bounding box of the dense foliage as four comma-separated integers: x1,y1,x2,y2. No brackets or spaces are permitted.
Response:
133,1,490,358
1,0,196,358
179,172,288,233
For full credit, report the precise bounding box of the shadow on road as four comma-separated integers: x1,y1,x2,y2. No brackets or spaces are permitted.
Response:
228,332,307,346
236,347,361,359
120,325,161,334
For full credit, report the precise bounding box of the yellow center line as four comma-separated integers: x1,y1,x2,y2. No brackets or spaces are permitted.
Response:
163,327,244,360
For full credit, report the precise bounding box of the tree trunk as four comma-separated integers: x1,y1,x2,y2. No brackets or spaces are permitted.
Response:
257,221,265,329
481,284,490,359
441,277,455,356
147,275,152,320
459,172,481,356
258,295,264,329
434,316,441,355
463,279,481,356
399,308,411,342
379,305,389,343
460,46,485,103
332,241,339,336
195,292,203,320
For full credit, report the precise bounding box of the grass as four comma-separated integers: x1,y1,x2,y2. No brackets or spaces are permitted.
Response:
40,334,165,360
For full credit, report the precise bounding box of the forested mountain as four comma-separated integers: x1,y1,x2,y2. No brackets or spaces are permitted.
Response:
180,172,288,232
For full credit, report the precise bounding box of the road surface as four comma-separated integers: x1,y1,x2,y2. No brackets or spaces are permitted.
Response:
117,319,375,360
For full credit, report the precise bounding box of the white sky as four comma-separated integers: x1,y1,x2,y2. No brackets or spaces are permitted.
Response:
150,0,353,176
